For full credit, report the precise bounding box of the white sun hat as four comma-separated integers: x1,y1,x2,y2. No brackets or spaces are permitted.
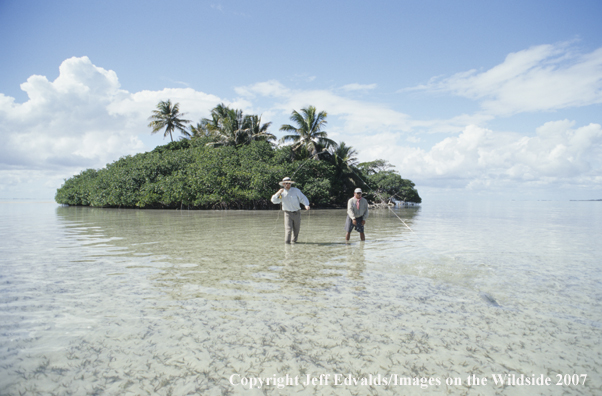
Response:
279,177,296,186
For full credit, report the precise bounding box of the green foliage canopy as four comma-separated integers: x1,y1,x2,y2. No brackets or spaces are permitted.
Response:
57,103,421,209
56,139,421,208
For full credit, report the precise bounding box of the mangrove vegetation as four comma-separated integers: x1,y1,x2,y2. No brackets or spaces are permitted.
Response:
55,103,421,209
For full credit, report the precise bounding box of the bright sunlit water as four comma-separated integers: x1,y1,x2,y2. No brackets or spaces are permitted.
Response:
0,201,601,395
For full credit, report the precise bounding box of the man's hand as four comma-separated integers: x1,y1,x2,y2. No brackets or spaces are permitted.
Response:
277,188,284,194
362,220,366,226
352,219,357,225
305,205,311,210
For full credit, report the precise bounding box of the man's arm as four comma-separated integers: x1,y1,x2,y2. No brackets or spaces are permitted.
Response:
347,199,355,219
298,189,310,209
271,189,284,204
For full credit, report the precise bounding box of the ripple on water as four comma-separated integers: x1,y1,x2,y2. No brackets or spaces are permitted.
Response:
0,203,601,395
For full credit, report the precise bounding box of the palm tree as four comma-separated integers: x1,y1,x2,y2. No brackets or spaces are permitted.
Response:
202,103,247,147
331,141,359,169
148,100,191,142
279,106,337,159
243,115,275,144
330,142,361,199
198,103,274,147
190,121,212,138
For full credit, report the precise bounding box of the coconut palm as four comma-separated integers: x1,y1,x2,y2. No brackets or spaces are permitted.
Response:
148,100,191,142
279,106,337,159
330,142,361,199
243,115,275,143
202,103,248,147
190,121,212,138
199,103,274,147
331,142,359,170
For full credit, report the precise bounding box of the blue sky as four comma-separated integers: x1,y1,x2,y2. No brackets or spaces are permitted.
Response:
1,0,601,201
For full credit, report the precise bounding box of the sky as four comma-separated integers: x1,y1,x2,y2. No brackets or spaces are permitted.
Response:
1,0,601,202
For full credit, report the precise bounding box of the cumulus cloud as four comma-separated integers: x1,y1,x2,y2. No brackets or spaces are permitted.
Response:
235,80,497,137
2,53,601,200
0,56,238,198
388,121,602,189
1,57,135,170
0,56,234,172
340,83,377,91
414,42,602,115
233,75,602,194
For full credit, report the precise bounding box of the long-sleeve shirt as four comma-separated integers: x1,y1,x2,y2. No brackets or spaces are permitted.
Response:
347,197,369,220
271,187,309,211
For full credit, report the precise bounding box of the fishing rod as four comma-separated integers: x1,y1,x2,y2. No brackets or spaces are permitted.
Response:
291,150,328,178
292,151,415,234
269,150,327,237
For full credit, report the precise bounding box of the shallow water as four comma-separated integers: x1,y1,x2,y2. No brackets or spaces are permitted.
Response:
0,201,601,395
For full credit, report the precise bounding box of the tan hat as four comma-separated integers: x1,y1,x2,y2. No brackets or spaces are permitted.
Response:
279,177,296,186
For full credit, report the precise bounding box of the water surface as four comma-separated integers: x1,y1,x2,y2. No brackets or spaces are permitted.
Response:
0,201,600,395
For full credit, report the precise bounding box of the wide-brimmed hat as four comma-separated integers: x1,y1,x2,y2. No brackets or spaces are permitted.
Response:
279,177,296,186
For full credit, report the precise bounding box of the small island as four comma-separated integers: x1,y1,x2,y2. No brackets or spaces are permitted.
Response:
55,103,421,209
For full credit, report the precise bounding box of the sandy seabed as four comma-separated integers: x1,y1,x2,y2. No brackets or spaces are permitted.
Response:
1,203,601,395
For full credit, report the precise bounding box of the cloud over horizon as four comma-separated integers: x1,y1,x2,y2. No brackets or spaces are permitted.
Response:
1,51,601,199
392,121,602,189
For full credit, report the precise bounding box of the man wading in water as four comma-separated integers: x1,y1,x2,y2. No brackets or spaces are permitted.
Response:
271,177,310,243
345,188,368,241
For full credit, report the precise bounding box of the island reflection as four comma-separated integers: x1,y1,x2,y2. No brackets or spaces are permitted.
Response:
55,206,419,301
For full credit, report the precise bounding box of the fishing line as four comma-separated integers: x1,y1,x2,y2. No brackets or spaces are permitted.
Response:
270,150,327,240
270,206,281,234
272,152,415,242
386,205,415,234
349,169,503,307
349,168,416,233
290,150,328,178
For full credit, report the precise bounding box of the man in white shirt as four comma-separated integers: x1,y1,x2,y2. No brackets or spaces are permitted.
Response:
345,188,368,241
271,177,311,243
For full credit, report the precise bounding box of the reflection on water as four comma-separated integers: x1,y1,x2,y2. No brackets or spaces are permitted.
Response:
0,202,601,395
51,207,411,301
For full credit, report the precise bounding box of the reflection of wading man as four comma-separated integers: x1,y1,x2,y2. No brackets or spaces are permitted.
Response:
345,188,368,241
271,177,310,243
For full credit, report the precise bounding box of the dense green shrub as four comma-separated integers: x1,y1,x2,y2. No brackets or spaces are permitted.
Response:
56,140,421,209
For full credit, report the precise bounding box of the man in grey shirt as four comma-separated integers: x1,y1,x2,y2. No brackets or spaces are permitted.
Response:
345,188,368,241
271,177,310,243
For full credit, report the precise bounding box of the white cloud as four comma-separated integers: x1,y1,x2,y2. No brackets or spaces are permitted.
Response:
2,53,601,200
414,42,602,115
234,80,290,98
234,77,602,195
341,83,377,91
0,57,139,170
236,80,497,138
386,122,602,189
0,56,235,198
235,81,414,135
0,57,235,172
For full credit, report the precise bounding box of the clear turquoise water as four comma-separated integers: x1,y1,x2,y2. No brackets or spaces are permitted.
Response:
0,201,600,395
